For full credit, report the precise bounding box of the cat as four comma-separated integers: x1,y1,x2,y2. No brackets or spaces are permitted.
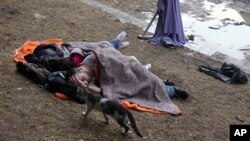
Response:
77,87,143,137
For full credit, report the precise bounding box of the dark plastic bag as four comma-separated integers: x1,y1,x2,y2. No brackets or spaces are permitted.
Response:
221,62,248,84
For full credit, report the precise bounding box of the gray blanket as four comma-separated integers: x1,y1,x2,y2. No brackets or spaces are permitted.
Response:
65,41,181,115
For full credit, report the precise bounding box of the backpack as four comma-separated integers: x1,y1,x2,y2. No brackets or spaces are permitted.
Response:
221,62,248,84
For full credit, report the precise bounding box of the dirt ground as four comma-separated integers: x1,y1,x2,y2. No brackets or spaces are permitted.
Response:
0,0,249,141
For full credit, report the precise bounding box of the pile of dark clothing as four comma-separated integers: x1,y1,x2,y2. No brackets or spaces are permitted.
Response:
16,43,86,104
199,62,248,84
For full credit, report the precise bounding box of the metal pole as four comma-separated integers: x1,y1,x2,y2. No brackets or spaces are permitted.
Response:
142,11,158,36
138,11,158,40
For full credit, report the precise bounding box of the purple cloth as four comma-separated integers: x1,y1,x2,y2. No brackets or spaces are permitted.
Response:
149,0,186,47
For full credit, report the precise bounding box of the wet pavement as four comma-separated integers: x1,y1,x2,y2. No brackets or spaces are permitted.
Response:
82,0,250,72
181,0,250,73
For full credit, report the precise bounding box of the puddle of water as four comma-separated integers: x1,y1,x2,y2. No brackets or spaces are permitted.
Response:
183,0,250,61
145,0,250,60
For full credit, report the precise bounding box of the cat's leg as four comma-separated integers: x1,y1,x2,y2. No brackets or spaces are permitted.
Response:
102,112,109,124
124,119,132,134
125,117,131,125
117,119,130,135
82,104,94,118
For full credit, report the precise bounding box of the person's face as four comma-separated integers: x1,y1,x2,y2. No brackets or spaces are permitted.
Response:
74,71,89,85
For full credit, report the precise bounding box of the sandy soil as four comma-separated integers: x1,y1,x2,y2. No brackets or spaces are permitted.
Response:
0,0,249,141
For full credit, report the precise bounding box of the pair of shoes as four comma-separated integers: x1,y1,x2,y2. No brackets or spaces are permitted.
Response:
163,79,176,86
116,31,130,49
174,87,189,100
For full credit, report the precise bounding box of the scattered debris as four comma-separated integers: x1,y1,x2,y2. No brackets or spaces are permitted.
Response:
239,45,250,51
239,48,250,51
187,34,195,41
208,26,221,30
184,52,194,56
235,116,244,123
33,12,46,20
17,87,22,90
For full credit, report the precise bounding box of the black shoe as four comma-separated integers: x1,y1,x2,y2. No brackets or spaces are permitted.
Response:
163,79,176,86
174,88,189,100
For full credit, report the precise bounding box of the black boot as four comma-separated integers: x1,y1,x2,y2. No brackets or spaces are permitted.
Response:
163,79,176,86
173,87,189,100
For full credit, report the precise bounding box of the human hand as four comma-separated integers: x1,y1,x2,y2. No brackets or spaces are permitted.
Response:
69,75,88,88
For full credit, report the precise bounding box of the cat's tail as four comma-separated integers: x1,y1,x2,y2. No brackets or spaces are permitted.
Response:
126,110,143,137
